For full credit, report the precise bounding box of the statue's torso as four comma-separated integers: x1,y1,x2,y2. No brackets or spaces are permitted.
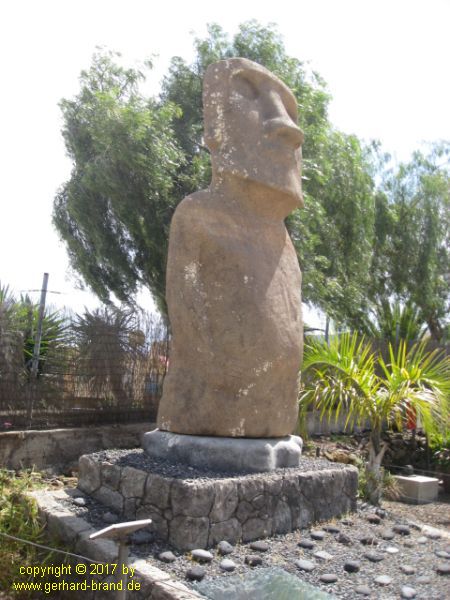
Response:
157,191,303,437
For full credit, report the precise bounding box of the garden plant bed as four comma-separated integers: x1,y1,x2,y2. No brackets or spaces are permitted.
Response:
32,482,449,599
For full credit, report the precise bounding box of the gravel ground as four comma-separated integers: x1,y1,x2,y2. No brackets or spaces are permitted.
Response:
61,478,450,600
88,448,349,479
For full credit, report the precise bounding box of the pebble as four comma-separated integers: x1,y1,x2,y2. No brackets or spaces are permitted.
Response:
298,539,315,549
320,573,338,583
159,551,176,563
374,575,392,585
185,566,206,581
364,551,384,562
341,519,354,526
403,540,415,548
295,559,315,572
336,532,352,545
380,529,395,540
73,497,87,506
344,560,360,573
435,550,450,559
191,549,214,563
416,575,431,584
393,525,411,536
310,530,326,540
417,536,428,544
400,565,416,575
367,514,381,524
245,554,263,567
249,541,269,552
375,508,387,518
102,511,119,524
385,546,399,554
401,586,417,599
217,540,234,555
436,562,450,575
219,559,236,572
425,530,441,540
360,535,378,546
355,584,371,596
314,550,333,561
323,525,340,533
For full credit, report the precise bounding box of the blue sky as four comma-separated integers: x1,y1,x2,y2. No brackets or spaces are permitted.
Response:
1,0,449,327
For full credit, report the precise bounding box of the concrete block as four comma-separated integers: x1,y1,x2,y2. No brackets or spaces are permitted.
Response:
393,475,439,504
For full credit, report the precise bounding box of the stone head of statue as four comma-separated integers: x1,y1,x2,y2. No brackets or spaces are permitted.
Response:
203,58,304,210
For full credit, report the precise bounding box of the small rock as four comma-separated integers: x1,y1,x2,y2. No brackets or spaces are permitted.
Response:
341,519,354,526
295,559,315,572
375,508,387,518
73,497,87,506
217,540,234,555
400,565,416,575
360,535,378,546
436,562,450,575
310,530,326,540
249,541,269,552
385,546,399,554
425,530,441,540
403,540,414,548
219,559,236,572
364,551,384,563
191,549,214,563
298,539,315,549
374,575,392,585
159,551,176,563
417,536,428,544
401,586,417,599
416,575,431,584
393,525,411,536
367,514,381,525
344,560,360,573
336,532,352,545
314,550,333,561
320,574,338,583
435,550,450,559
102,511,118,524
185,566,206,581
245,554,263,567
380,529,395,540
323,525,340,533
355,584,371,596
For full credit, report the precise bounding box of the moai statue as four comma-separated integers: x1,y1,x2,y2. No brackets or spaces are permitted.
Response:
157,58,304,438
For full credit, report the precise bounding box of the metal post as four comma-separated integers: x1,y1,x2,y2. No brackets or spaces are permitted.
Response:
27,273,49,425
117,537,129,600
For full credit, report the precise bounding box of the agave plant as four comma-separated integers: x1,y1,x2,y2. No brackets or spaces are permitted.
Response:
300,332,450,504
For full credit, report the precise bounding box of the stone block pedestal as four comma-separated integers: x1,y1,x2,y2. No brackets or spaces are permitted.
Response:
393,475,439,504
78,451,358,551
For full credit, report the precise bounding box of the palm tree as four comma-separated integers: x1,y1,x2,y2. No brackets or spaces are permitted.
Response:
300,332,450,504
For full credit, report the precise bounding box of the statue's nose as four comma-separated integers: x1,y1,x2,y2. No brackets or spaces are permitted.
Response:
262,90,303,148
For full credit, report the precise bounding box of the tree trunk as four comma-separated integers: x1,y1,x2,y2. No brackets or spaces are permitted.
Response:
426,314,443,342
366,428,388,505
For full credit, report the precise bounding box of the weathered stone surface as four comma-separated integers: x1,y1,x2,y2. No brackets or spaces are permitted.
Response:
78,454,101,494
144,473,172,508
101,462,121,490
171,480,215,517
143,430,303,472
242,517,272,542
92,486,123,514
170,516,209,550
210,480,239,522
136,507,169,541
120,466,147,499
208,519,242,547
156,58,304,438
273,500,292,534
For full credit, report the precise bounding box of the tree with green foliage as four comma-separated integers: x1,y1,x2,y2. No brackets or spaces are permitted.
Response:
368,142,450,342
54,21,377,326
300,332,450,504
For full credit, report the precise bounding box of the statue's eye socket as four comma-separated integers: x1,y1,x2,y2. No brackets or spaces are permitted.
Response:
232,75,258,100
